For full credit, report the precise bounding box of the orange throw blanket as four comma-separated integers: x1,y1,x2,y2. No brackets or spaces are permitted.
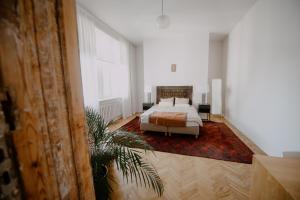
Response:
149,112,187,127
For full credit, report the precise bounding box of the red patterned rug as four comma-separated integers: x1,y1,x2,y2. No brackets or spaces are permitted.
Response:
119,117,253,164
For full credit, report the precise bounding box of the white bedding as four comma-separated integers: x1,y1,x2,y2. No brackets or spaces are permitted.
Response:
140,105,203,127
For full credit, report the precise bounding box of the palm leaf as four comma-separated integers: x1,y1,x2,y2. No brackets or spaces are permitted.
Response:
85,107,164,198
114,146,164,196
110,130,153,150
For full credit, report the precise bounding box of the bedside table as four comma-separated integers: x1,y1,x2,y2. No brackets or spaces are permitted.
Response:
143,103,154,111
198,104,211,120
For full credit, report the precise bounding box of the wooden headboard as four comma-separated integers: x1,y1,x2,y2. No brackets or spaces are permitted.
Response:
156,86,193,105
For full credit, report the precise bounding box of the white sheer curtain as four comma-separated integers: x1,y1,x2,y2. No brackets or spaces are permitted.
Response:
77,6,136,117
77,10,99,109
120,41,132,118
95,28,133,118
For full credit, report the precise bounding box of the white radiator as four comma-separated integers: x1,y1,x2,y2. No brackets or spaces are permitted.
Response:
99,97,122,123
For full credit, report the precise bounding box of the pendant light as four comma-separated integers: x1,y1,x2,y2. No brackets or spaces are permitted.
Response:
156,0,170,29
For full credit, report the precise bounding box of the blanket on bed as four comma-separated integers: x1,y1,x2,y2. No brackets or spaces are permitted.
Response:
149,112,187,127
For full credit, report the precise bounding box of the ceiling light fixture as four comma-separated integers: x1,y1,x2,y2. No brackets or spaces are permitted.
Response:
156,0,170,29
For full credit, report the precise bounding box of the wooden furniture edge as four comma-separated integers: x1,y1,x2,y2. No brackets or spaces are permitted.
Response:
251,155,299,200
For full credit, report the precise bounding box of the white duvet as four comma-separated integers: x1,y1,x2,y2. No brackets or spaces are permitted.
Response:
140,105,203,127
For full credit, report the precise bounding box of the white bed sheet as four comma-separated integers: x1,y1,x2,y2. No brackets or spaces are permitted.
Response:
140,105,203,127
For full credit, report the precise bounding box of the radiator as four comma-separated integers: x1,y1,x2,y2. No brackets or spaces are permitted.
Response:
99,97,122,123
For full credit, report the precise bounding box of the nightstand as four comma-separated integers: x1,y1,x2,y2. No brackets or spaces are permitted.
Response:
198,104,211,120
143,103,154,111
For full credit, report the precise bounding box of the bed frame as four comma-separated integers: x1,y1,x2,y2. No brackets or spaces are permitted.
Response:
141,86,200,139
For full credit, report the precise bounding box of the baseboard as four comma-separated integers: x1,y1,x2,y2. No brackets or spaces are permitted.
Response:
223,116,267,156
210,114,223,118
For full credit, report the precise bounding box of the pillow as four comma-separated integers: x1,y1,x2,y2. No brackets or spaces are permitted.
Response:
175,97,189,105
158,102,173,107
174,104,190,108
160,97,174,103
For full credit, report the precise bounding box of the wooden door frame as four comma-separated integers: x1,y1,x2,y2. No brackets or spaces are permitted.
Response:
0,0,95,199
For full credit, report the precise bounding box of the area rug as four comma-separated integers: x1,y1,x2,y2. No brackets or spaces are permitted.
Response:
119,117,253,164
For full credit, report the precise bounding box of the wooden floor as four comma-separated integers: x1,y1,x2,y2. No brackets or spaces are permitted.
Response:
108,114,264,200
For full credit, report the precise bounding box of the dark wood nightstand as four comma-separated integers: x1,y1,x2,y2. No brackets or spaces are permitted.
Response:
198,104,211,120
143,103,154,111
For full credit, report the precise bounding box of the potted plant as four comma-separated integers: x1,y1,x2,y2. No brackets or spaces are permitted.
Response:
85,107,164,200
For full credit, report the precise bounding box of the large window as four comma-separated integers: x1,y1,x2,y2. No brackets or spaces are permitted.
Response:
77,8,134,117
95,28,129,99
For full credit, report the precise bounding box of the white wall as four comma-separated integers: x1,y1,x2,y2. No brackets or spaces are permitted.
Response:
224,0,300,156
143,33,209,105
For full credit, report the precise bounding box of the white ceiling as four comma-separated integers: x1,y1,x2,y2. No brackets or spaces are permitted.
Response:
77,0,257,44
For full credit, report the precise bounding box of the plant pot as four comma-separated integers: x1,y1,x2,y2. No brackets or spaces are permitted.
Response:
94,165,109,200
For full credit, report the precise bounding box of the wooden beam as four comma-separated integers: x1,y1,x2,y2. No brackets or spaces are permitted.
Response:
57,0,95,199
0,0,60,198
0,0,95,199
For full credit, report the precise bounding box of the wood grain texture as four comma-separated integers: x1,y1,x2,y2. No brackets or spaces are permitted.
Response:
57,0,95,198
250,155,300,200
1,1,60,198
0,0,95,199
111,151,252,200
33,0,79,198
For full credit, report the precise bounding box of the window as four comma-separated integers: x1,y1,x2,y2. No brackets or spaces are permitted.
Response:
95,27,129,99
77,10,133,115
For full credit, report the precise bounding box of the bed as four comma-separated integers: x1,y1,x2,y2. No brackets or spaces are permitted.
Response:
140,86,203,138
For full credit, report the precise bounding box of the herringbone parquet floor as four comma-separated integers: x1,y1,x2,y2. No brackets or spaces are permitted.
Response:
111,151,252,200
108,115,264,200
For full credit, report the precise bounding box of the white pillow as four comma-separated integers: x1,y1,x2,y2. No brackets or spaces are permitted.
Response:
160,97,174,103
174,104,190,108
175,97,189,105
158,102,173,107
